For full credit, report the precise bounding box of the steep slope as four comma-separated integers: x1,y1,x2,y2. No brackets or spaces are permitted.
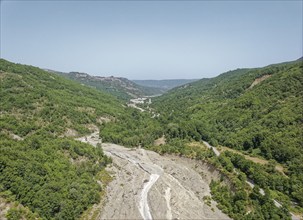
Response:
0,59,124,219
153,60,303,163
54,71,161,100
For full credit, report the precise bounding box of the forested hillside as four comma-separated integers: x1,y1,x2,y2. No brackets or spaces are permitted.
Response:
152,60,303,165
0,60,126,137
0,59,123,219
151,60,303,214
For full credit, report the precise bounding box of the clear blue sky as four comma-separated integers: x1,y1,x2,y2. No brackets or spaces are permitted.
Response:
1,1,302,79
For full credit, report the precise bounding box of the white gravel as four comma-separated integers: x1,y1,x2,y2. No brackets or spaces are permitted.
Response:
99,143,230,220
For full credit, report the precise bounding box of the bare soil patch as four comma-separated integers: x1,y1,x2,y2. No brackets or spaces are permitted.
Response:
249,74,271,89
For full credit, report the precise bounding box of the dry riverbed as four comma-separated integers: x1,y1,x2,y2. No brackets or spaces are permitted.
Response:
100,143,230,220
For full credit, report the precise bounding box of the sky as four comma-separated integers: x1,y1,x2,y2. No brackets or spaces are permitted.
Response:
1,1,302,80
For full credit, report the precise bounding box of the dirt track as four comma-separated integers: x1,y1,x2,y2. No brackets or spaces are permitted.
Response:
100,143,230,220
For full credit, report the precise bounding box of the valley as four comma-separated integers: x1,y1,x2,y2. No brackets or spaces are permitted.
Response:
2,1,302,219
0,58,302,220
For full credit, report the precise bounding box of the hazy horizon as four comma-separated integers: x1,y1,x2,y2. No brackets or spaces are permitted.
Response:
15,56,303,81
1,1,302,80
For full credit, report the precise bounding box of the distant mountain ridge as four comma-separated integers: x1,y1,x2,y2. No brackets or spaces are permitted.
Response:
133,79,198,91
46,70,162,100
